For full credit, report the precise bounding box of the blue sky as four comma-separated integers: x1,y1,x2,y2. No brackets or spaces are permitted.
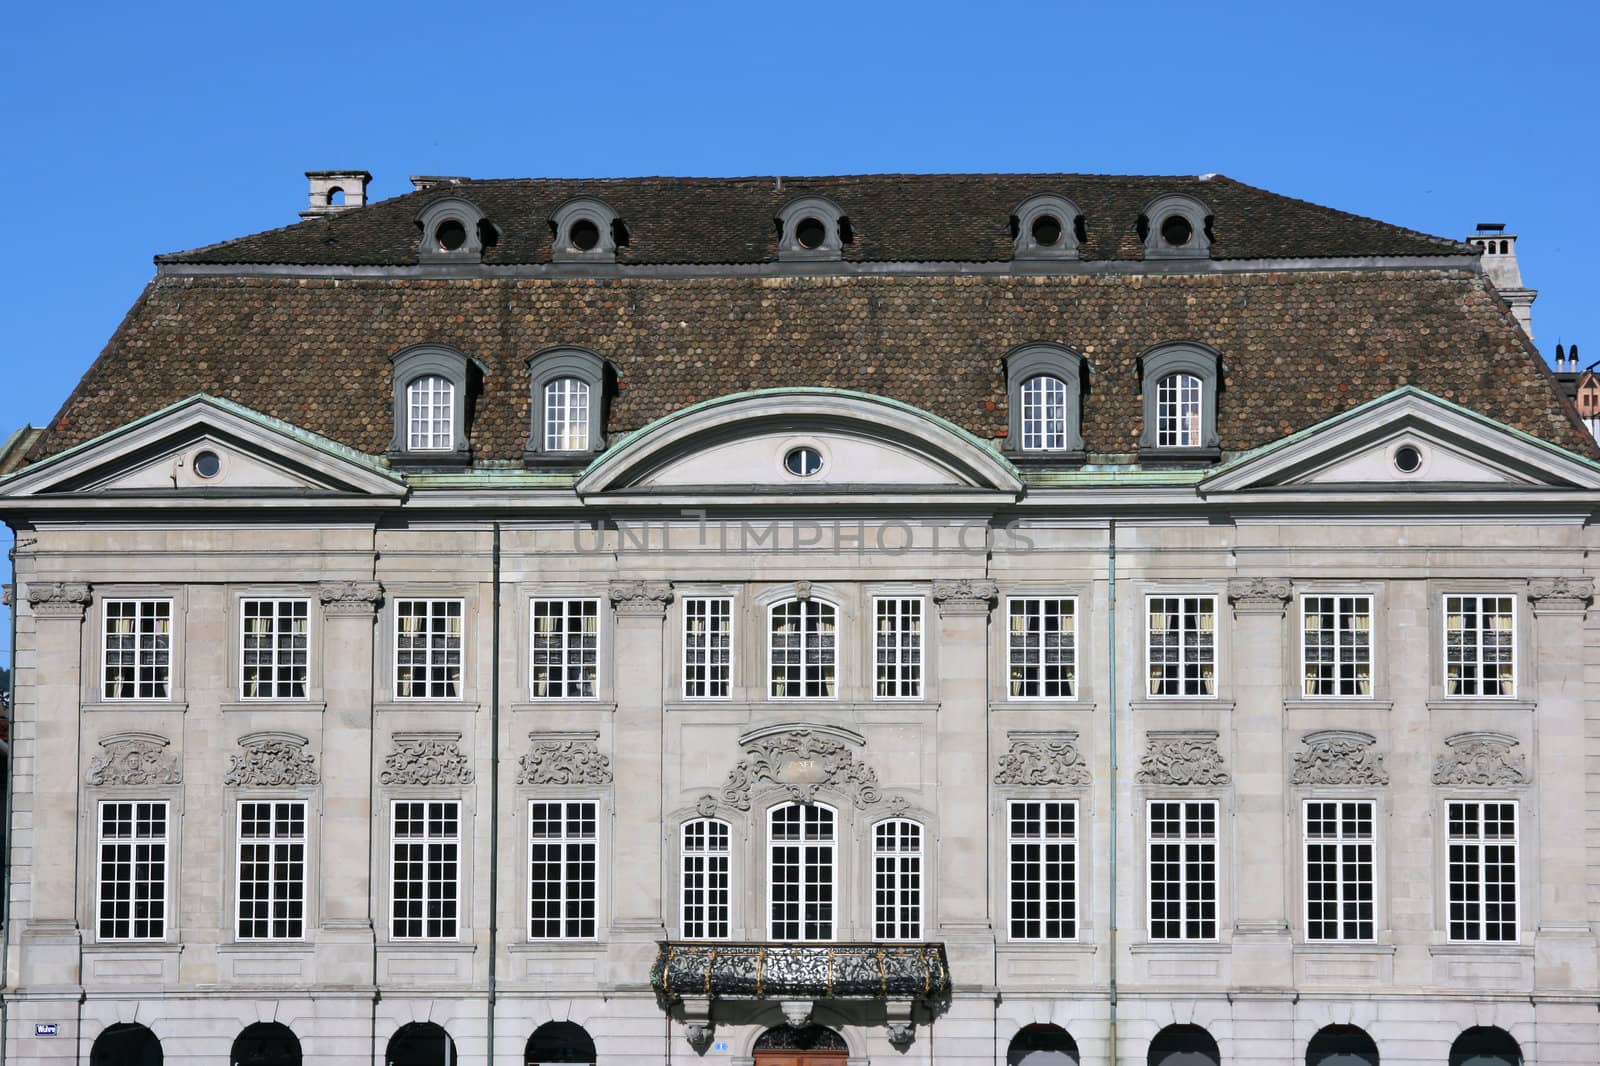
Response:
1,0,1597,669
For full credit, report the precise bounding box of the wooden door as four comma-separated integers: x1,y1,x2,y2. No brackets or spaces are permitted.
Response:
753,1052,849,1066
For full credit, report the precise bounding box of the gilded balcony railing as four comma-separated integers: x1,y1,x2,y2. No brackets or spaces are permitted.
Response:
650,941,950,1002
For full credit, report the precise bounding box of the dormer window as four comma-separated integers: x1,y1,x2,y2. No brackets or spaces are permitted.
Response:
1003,343,1086,456
407,375,455,450
416,196,494,264
388,344,477,467
550,198,625,263
526,347,610,463
1139,342,1221,460
1140,193,1212,260
1011,194,1084,261
776,196,850,262
1156,373,1202,448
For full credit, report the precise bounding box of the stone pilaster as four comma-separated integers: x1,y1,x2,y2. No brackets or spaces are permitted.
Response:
1226,577,1293,985
21,581,93,989
931,579,998,985
316,581,382,981
1527,576,1597,989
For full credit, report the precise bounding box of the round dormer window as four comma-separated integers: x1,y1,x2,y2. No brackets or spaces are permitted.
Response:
193,450,222,479
570,218,601,251
784,446,823,477
435,219,467,252
1160,214,1194,247
795,217,828,250
1030,213,1064,246
1393,444,1423,473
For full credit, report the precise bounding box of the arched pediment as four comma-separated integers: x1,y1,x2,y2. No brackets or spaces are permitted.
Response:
575,389,1022,497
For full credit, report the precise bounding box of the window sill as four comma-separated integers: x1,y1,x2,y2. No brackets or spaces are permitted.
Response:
217,940,315,954
375,700,481,714
508,941,605,954
512,700,616,714
520,451,597,470
379,941,478,952
83,701,188,714
1006,451,1088,468
1129,940,1230,955
1128,699,1234,713
1137,446,1221,467
388,451,472,471
1428,942,1532,957
1426,699,1534,713
665,701,936,714
1001,941,1098,954
84,941,182,953
1283,699,1392,713
991,700,1098,713
1292,942,1395,956
221,700,327,714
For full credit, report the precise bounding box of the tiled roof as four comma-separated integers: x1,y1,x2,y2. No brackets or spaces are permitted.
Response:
156,173,1470,266
31,267,1593,464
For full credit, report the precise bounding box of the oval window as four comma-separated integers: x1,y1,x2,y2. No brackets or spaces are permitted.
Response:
784,446,823,477
1393,444,1423,473
193,450,222,478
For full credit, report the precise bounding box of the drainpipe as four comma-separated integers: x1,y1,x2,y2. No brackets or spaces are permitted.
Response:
1106,519,1119,1066
0,532,15,1066
487,523,502,1066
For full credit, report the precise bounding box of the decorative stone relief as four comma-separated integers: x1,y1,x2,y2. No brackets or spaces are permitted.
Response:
517,731,612,785
1431,732,1530,787
380,732,474,786
1227,577,1291,612
86,732,182,787
694,794,720,818
608,580,673,614
1291,730,1388,786
1528,576,1594,614
932,579,999,613
318,581,383,615
883,794,912,817
1136,731,1230,786
995,731,1092,786
793,580,813,601
225,732,319,788
721,730,881,810
28,581,93,618
684,1022,713,1053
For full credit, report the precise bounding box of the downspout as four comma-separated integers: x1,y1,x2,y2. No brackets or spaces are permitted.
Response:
1106,518,1119,1066
0,532,16,1066
487,523,502,1066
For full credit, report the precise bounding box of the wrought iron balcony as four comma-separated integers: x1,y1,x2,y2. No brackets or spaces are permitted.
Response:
650,941,950,1002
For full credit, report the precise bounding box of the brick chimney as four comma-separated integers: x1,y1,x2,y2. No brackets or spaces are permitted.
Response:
301,170,372,219
1468,223,1537,340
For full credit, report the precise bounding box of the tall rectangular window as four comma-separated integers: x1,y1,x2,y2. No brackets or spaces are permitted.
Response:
1008,597,1077,699
1147,595,1216,697
1156,373,1203,448
1148,799,1218,940
873,819,923,940
529,801,598,939
769,599,837,699
394,599,463,700
407,375,454,450
97,800,168,940
391,800,460,939
681,818,731,940
103,599,172,700
1008,800,1078,940
874,597,923,699
1302,595,1372,698
241,599,310,700
1304,800,1375,941
769,802,835,941
237,801,307,940
543,378,591,452
1447,801,1518,942
1020,375,1068,451
530,599,600,700
1444,595,1516,697
683,597,733,700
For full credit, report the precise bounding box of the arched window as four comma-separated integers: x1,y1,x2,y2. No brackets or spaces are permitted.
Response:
389,344,476,465
1149,1024,1221,1066
387,1022,456,1066
754,1025,847,1051
768,801,836,941
1008,1023,1081,1065
1156,373,1203,448
1449,1027,1522,1066
1004,343,1087,455
1306,1024,1378,1066
92,1023,162,1066
231,1022,302,1066
526,1021,597,1065
407,375,455,451
1021,376,1069,451
873,817,923,940
543,378,591,452
1138,343,1221,458
769,598,837,699
681,817,731,939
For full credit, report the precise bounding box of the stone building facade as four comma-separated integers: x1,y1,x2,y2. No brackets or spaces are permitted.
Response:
0,171,1596,1065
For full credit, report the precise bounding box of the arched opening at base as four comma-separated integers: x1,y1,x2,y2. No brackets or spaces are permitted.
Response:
1008,1022,1081,1065
91,1023,162,1066
753,1024,847,1066
386,1022,457,1066
232,1022,302,1066
1307,1024,1378,1066
526,1021,597,1065
1450,1027,1522,1066
1149,1024,1222,1066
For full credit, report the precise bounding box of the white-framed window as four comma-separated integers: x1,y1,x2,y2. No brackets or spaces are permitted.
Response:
1447,800,1518,942
1008,596,1078,699
1020,374,1068,451
768,801,835,941
1008,800,1078,941
237,800,307,940
97,800,169,940
543,377,591,452
530,599,600,700
769,598,837,699
873,818,924,940
1147,595,1217,698
394,599,463,700
1304,800,1374,942
103,599,173,701
1302,595,1372,698
390,800,460,939
683,597,733,700
407,374,455,451
240,599,310,700
873,596,923,700
681,817,731,940
528,800,598,940
1148,799,1218,940
1444,594,1516,698
1156,372,1203,448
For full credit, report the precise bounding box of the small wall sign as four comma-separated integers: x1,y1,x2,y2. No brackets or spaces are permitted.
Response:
35,1024,58,1036
712,1040,730,1053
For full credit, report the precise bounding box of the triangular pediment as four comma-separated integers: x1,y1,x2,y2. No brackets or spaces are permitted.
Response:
1202,388,1600,494
0,395,405,503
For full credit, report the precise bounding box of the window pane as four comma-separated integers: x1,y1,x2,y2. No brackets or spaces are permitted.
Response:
392,800,461,939
1147,596,1217,697
1444,595,1516,697
1301,595,1373,697
395,600,463,699
1148,799,1217,940
241,599,310,700
103,600,172,700
544,377,591,452
683,598,733,699
682,818,731,939
238,800,308,939
1448,801,1518,942
768,803,835,941
1304,800,1375,941
874,597,923,699
1021,375,1068,451
1156,373,1202,448
1008,800,1077,940
529,801,599,939
873,819,923,940
769,599,837,699
98,800,169,940
407,374,454,451
1008,598,1077,699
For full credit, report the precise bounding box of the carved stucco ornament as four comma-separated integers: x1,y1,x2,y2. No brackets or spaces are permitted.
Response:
1136,731,1230,786
225,732,319,788
995,731,1092,786
1227,577,1292,613
87,731,182,787
1432,731,1530,787
695,794,720,818
608,580,674,615
1528,576,1594,614
932,579,999,613
28,581,93,618
1291,730,1388,786
517,731,613,785
318,581,383,615
380,732,474,786
721,729,882,810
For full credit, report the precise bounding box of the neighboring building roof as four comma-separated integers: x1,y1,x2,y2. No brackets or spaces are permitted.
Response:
156,173,1471,267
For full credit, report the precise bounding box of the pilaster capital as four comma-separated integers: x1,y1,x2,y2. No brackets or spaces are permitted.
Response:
932,579,998,615
1227,577,1291,615
319,581,384,616
1528,576,1593,616
27,581,92,619
608,580,673,616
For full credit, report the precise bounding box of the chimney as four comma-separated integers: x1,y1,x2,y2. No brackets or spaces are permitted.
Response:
301,170,372,219
1469,222,1538,340
1556,343,1568,371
